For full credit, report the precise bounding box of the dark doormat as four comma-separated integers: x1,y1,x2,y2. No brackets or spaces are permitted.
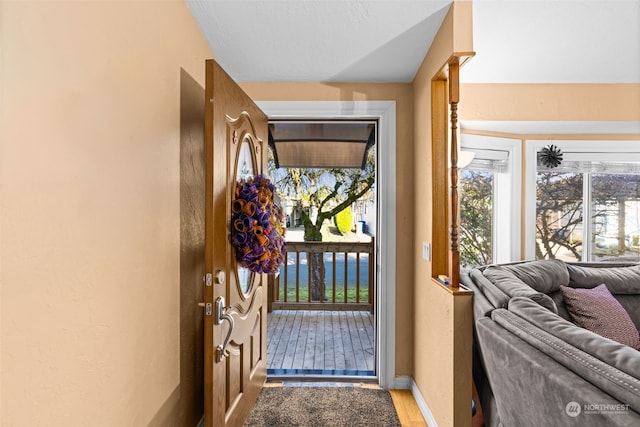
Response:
244,386,401,427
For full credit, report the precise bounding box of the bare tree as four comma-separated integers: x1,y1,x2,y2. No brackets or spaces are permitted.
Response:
460,171,493,267
269,148,375,300
535,172,584,260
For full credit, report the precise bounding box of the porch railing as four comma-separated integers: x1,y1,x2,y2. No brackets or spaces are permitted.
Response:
267,238,375,313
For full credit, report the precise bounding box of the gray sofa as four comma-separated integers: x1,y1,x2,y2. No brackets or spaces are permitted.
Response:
462,259,640,426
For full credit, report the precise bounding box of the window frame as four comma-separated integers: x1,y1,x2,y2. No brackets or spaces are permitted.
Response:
460,134,522,264
525,140,640,260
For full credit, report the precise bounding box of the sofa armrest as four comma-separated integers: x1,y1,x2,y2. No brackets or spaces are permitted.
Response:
508,297,640,380
469,269,510,311
492,307,640,413
476,317,640,426
462,269,497,318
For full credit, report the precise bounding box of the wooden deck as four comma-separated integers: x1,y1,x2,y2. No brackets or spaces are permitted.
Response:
267,310,375,376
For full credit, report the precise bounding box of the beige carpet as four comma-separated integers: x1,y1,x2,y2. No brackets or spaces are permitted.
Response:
244,385,401,427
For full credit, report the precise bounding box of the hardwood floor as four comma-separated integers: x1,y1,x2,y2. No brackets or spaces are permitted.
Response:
267,310,374,375
390,389,429,427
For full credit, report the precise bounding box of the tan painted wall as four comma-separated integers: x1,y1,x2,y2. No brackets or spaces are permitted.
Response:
240,82,415,376
0,1,212,425
460,84,640,122
411,3,474,426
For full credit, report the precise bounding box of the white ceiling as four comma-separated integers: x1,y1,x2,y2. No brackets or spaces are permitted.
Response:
463,0,640,83
186,1,640,134
186,0,640,84
186,0,451,82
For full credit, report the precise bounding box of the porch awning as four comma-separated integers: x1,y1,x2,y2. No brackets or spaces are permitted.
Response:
268,121,375,169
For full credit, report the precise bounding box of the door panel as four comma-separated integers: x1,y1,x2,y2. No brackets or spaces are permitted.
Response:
204,59,268,427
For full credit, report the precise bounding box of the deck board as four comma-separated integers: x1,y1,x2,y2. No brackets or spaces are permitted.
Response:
312,311,325,369
267,310,375,374
332,311,346,370
282,311,303,369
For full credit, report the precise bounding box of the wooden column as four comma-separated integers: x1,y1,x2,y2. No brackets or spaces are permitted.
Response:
431,79,450,280
428,53,475,427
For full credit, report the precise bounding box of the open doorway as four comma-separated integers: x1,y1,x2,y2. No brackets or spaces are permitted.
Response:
265,119,378,380
257,100,397,389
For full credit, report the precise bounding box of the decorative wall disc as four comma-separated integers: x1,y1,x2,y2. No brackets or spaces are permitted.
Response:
539,144,563,168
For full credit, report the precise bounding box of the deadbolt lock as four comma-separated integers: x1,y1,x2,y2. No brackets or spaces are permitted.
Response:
215,270,225,285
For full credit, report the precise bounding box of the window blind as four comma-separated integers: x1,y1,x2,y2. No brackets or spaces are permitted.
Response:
464,148,509,172
538,152,640,174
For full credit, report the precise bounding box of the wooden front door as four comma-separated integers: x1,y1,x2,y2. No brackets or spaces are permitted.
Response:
203,59,268,427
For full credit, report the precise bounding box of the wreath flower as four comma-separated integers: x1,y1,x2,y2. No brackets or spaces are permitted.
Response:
231,175,286,274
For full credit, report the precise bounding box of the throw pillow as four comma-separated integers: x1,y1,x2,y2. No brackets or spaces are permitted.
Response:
561,284,640,350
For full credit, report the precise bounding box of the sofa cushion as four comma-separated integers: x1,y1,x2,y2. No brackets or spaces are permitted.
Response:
561,284,640,350
496,259,570,294
548,290,572,321
567,263,640,294
483,267,558,314
617,295,640,330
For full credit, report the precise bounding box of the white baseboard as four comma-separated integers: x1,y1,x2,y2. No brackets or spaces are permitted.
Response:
389,375,412,390
410,378,438,427
385,376,437,427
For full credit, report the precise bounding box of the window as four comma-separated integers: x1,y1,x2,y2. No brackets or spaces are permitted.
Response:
459,135,521,267
527,141,640,262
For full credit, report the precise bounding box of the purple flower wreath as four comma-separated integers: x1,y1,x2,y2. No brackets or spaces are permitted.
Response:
231,175,286,274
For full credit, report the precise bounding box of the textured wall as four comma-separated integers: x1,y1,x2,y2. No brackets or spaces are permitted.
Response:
0,1,212,425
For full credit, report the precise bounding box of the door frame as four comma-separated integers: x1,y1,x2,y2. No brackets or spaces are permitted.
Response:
256,100,397,388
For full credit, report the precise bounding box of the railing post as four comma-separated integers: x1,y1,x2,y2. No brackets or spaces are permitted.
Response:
307,251,312,303
320,254,325,304
343,252,348,303
267,274,274,313
332,252,337,303
356,252,361,304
